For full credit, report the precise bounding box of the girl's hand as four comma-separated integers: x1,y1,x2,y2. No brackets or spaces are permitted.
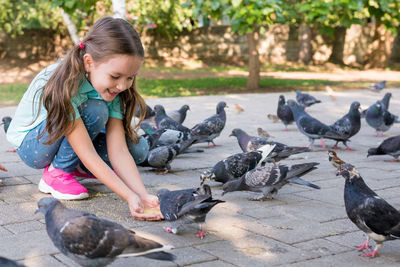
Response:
141,194,159,208
128,194,163,221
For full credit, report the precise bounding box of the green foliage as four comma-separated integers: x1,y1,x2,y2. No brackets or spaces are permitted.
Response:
0,0,63,37
127,0,194,40
191,0,282,35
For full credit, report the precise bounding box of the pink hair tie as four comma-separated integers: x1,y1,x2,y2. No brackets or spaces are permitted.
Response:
78,42,85,49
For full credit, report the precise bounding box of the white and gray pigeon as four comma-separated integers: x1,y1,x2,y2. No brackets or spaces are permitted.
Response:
143,138,197,173
369,80,386,92
143,128,166,150
367,135,400,162
365,100,399,136
157,184,224,239
329,101,361,150
277,95,294,130
229,128,310,162
361,92,392,118
295,90,321,108
35,197,176,267
167,104,190,124
287,100,346,148
135,103,155,120
0,257,25,267
337,164,400,258
191,101,227,147
222,162,320,200
154,104,191,133
200,151,263,185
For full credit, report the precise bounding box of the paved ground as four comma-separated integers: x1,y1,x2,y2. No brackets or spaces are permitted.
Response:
1,88,400,266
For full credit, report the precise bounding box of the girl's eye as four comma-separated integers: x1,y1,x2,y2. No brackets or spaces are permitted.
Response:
111,75,119,80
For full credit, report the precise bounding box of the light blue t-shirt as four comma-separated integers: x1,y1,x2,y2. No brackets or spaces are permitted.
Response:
7,63,123,148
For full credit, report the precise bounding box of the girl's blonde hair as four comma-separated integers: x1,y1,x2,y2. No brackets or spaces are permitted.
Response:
39,16,146,145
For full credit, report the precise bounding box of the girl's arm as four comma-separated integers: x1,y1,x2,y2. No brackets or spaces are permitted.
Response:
105,118,161,209
65,118,161,220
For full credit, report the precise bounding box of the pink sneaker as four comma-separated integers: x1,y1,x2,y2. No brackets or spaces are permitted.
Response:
38,166,89,200
70,169,97,179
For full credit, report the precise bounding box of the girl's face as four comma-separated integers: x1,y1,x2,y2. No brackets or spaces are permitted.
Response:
84,54,142,102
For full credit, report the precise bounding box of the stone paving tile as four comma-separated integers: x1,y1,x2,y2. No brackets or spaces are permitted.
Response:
0,230,59,260
20,255,66,267
292,238,352,256
4,220,46,234
0,176,31,186
0,225,13,237
0,202,42,225
195,233,319,266
188,260,238,267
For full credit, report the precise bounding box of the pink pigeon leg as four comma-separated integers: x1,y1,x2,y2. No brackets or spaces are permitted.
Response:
320,139,326,149
195,225,207,239
355,239,371,251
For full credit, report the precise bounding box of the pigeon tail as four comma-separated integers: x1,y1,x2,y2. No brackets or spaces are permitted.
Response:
119,242,176,261
287,176,321,189
286,162,319,179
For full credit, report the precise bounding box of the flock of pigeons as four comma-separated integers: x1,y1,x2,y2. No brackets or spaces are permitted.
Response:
1,80,400,265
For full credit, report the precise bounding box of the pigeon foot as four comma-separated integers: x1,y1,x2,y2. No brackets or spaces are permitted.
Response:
386,159,400,162
355,240,371,251
345,147,354,151
163,226,174,233
0,164,8,172
362,250,379,258
6,149,16,152
195,228,207,239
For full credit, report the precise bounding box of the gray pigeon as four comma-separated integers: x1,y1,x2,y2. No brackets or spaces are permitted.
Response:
329,101,361,150
157,184,224,239
167,104,190,124
229,128,310,162
154,104,191,133
381,92,392,110
135,104,155,120
287,100,346,148
0,257,25,267
1,116,12,133
191,101,227,147
369,80,386,92
296,90,321,108
200,151,262,184
144,128,166,150
277,95,294,130
35,197,176,267
222,162,320,200
365,100,399,136
367,135,400,161
145,138,196,173
337,164,400,258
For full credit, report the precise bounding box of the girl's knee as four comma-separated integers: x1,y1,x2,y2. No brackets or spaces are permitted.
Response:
79,99,109,131
128,137,149,164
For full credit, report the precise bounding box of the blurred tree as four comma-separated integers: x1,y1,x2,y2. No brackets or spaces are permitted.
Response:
190,0,282,90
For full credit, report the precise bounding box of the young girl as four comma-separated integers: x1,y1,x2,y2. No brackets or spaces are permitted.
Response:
7,17,162,220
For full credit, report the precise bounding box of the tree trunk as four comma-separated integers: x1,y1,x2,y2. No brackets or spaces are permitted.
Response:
390,26,400,63
298,24,312,64
60,8,79,44
112,0,126,19
286,25,299,62
328,26,346,65
246,30,260,90
364,23,392,68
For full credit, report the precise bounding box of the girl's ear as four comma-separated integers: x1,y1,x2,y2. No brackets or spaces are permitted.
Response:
83,53,94,72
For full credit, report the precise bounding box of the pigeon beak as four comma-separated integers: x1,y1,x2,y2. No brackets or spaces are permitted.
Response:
228,133,233,137
34,209,40,214
200,177,206,185
221,191,226,196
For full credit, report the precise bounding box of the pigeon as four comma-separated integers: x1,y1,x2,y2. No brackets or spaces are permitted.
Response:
329,101,361,150
267,114,280,123
200,151,262,184
287,100,346,148
365,100,399,136
368,80,386,92
1,116,12,133
367,135,400,162
257,127,272,139
328,150,346,169
337,164,400,258
145,138,196,173
191,101,227,147
154,104,191,133
222,162,320,200
135,104,155,120
35,197,176,267
167,104,190,124
230,128,310,162
157,184,225,239
296,90,321,108
144,128,166,150
381,92,392,110
277,95,294,130
0,257,25,267
140,121,157,135
233,104,244,114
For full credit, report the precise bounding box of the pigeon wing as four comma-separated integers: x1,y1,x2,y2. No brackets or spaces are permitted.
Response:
244,166,281,188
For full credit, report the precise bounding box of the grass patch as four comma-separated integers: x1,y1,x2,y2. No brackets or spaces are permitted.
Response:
2,78,399,106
